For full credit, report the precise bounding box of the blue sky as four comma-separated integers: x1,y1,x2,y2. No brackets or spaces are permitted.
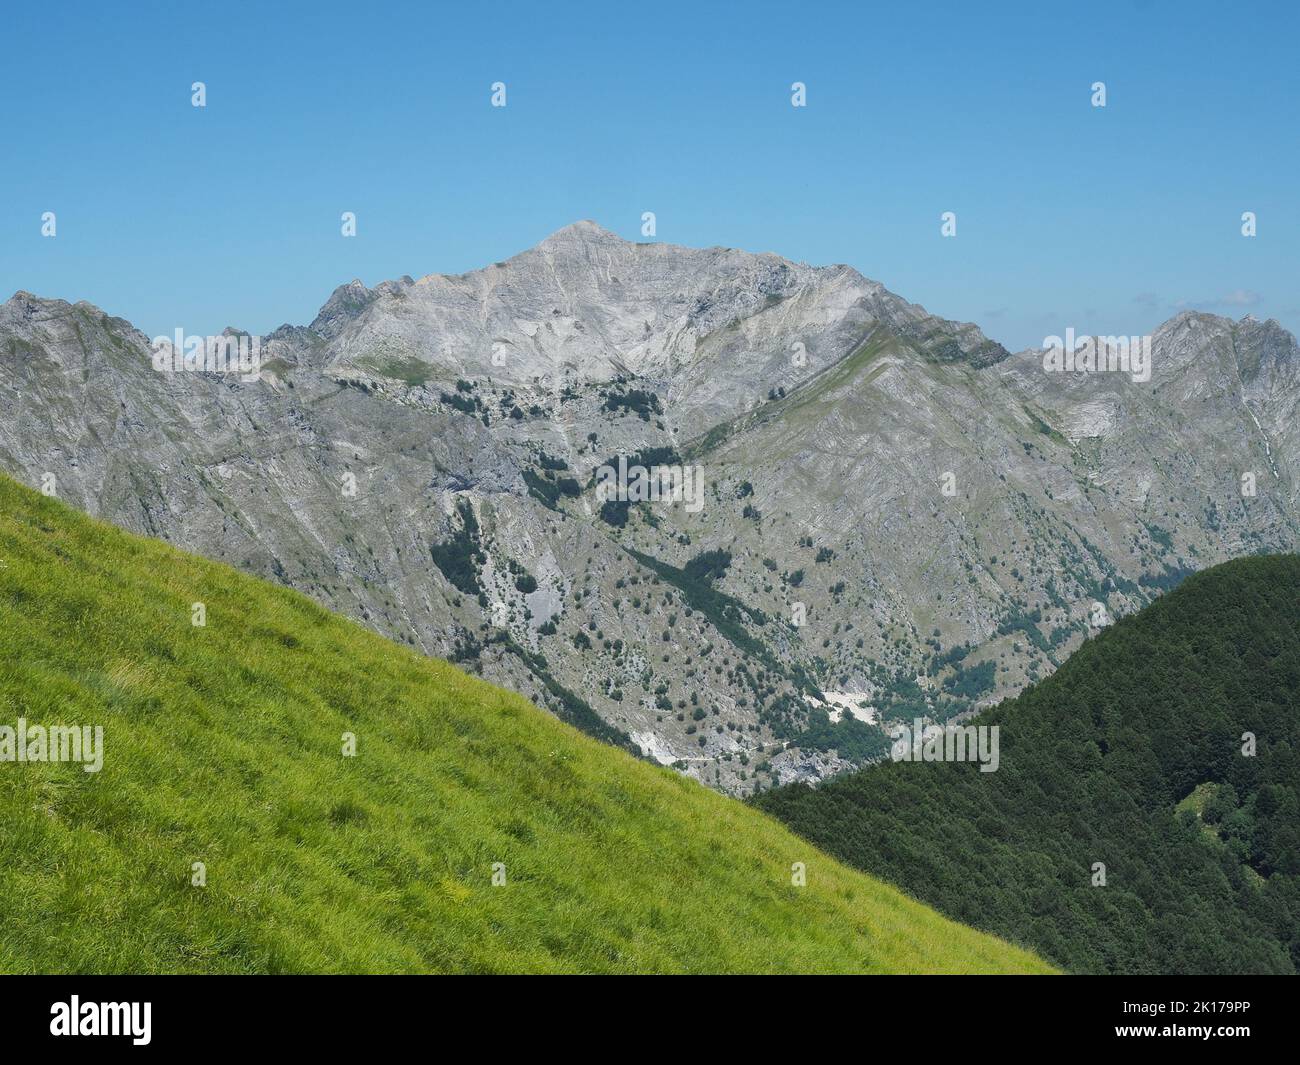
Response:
3,0,1296,351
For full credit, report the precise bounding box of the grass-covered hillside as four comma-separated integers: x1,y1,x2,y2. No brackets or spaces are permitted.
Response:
756,556,1300,974
0,476,1051,974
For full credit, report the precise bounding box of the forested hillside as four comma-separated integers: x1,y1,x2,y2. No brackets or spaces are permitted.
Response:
756,556,1300,974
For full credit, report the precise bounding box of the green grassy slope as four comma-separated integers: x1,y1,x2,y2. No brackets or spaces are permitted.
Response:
0,476,1051,974
756,556,1300,974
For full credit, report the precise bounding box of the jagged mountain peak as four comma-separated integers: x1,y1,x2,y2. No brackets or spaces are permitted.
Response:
3,290,76,321
536,218,625,247
310,279,376,339
1233,313,1297,346
0,292,146,355
288,225,1011,437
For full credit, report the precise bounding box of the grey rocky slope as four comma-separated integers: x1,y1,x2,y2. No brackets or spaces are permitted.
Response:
2,221,1296,795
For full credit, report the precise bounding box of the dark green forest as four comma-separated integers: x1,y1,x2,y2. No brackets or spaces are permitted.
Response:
755,555,1300,974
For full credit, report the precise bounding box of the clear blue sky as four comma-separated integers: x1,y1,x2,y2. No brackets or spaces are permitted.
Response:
3,0,1296,351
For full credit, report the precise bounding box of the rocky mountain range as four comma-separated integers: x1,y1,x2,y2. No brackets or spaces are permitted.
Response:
3,220,1297,795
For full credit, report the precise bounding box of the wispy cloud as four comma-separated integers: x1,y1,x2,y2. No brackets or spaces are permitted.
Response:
1174,289,1263,311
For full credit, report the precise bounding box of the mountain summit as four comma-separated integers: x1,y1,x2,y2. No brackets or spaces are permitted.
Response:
288,222,1010,441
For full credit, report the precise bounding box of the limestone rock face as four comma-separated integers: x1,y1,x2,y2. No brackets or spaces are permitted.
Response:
3,223,1296,796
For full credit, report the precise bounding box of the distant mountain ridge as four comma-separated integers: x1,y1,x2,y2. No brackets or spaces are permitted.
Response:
2,222,1298,794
